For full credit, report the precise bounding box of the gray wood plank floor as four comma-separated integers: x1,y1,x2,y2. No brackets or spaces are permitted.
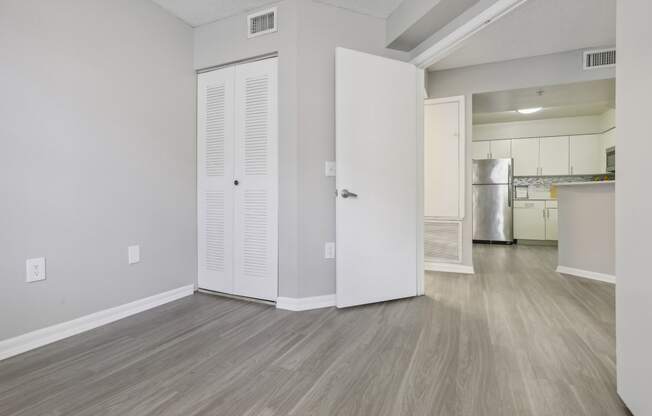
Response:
0,245,631,416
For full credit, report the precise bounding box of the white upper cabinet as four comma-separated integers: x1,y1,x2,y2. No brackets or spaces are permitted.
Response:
570,134,604,174
472,140,511,160
472,141,491,160
512,138,540,176
539,136,569,176
490,140,512,159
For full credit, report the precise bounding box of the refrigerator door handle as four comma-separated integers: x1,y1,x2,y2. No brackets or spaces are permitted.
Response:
507,163,512,207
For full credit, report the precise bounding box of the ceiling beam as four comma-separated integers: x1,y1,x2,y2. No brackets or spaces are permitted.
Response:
410,0,529,69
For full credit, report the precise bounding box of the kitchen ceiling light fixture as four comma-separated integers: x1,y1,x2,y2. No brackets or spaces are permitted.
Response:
517,107,543,114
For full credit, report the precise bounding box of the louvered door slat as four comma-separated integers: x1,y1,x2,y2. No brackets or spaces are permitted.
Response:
197,66,235,294
233,58,278,301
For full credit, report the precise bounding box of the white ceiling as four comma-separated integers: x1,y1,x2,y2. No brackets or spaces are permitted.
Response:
151,0,279,27
473,79,615,124
314,0,405,19
430,0,616,71
151,0,405,27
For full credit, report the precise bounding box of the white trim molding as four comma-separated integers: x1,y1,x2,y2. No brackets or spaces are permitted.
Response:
276,295,336,311
425,262,475,275
556,266,616,284
0,285,195,362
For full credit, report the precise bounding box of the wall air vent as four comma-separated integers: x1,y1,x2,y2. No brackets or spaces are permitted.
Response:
248,8,277,38
583,48,616,70
424,220,462,263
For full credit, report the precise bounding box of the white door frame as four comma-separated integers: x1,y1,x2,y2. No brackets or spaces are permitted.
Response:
415,70,426,295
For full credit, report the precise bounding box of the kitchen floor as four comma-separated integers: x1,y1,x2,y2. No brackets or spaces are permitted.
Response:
0,245,629,416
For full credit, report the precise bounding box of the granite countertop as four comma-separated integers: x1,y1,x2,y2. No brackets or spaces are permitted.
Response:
514,198,557,201
553,181,615,187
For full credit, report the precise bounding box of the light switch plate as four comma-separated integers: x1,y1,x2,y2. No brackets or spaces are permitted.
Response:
325,161,336,177
324,242,336,259
26,257,46,283
128,245,140,265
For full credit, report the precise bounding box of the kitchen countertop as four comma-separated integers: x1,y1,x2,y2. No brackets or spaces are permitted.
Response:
553,181,615,187
514,198,557,201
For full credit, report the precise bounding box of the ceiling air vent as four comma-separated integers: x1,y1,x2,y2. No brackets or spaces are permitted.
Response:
248,8,277,39
583,48,616,70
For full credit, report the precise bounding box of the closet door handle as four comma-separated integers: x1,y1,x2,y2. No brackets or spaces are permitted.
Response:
234,180,240,186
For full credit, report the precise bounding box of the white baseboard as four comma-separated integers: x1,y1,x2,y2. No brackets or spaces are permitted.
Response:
425,262,475,275
0,284,195,362
556,266,616,284
276,294,336,311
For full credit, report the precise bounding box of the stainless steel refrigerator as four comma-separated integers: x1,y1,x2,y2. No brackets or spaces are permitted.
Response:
473,159,513,243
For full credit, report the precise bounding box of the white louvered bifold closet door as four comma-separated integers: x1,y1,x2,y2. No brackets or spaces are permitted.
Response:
197,66,236,294
197,57,278,301
233,58,278,301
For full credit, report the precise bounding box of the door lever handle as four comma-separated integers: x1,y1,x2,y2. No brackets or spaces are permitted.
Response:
340,189,358,199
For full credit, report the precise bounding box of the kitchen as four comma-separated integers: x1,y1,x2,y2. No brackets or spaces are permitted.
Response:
471,78,616,281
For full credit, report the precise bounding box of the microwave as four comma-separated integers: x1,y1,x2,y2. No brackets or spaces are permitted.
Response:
606,146,616,173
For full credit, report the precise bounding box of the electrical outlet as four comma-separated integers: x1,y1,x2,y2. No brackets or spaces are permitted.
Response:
324,242,336,259
325,161,336,177
26,257,46,283
128,245,140,265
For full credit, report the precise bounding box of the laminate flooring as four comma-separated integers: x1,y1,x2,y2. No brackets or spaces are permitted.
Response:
0,244,630,415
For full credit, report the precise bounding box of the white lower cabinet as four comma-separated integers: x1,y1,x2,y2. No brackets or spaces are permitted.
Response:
514,200,558,241
514,201,546,240
544,200,558,241
545,208,558,241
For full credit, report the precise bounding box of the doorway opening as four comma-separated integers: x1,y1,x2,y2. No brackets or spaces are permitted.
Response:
471,78,616,283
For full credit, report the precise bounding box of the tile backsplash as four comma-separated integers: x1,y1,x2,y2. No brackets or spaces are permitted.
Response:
514,174,615,199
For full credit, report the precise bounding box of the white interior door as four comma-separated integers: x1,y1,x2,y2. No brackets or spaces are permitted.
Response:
424,98,463,219
233,58,278,301
197,67,236,293
335,47,420,308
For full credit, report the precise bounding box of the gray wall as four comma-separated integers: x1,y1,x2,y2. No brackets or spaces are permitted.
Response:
0,0,196,341
616,0,652,414
294,1,409,297
194,0,408,298
557,184,615,276
428,49,615,267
